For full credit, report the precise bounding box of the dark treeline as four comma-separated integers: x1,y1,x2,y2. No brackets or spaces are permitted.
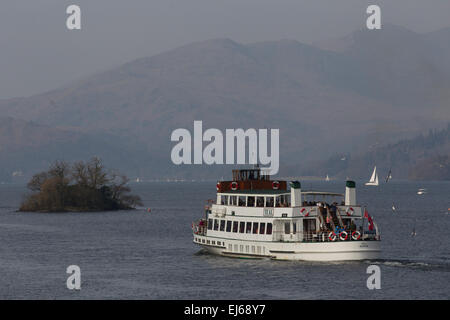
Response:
303,123,450,180
20,157,142,212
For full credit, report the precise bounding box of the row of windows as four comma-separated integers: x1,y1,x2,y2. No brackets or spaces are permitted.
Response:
193,238,267,256
208,219,273,235
194,237,224,247
219,195,291,208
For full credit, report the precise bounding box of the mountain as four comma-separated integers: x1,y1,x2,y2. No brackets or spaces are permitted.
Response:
306,124,450,181
0,117,147,183
0,25,449,180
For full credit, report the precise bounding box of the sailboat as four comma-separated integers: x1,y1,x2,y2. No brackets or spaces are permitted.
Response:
365,166,379,186
385,168,392,183
325,174,330,181
417,188,427,195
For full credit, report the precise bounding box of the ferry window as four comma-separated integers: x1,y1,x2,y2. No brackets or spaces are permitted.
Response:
246,222,252,233
239,222,245,233
247,196,255,207
220,220,225,231
221,195,228,205
275,196,281,207
266,223,273,235
230,196,237,206
265,197,274,207
238,196,246,206
260,222,266,234
208,219,213,230
293,222,297,234
284,222,290,234
285,194,291,207
252,222,259,234
214,219,219,231
233,221,239,232
280,195,290,207
226,221,232,232
256,197,265,207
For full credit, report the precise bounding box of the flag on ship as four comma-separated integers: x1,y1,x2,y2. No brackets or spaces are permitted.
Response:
364,209,374,231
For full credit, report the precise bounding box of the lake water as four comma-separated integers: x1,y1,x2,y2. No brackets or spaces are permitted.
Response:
0,180,449,299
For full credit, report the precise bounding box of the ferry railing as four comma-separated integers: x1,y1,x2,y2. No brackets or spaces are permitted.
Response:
272,230,379,242
272,231,303,242
192,220,208,236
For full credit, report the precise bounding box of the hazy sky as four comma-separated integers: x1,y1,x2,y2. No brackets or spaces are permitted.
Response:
1,0,449,99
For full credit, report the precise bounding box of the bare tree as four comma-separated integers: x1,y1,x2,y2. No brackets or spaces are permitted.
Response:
72,160,89,186
27,172,49,192
87,157,109,189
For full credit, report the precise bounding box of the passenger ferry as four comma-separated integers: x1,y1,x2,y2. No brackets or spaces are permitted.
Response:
192,168,380,261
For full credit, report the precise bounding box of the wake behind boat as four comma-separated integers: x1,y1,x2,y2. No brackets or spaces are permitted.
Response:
192,168,380,261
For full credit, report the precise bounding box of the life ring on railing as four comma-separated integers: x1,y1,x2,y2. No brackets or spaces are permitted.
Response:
328,232,337,242
339,231,348,241
300,208,310,217
192,222,198,234
352,231,361,240
272,181,280,190
216,182,221,191
346,207,354,216
230,181,238,190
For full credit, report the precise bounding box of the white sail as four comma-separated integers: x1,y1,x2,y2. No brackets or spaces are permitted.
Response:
326,175,330,181
369,166,377,182
365,166,379,186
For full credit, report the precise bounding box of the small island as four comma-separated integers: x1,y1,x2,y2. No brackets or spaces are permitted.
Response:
20,157,142,212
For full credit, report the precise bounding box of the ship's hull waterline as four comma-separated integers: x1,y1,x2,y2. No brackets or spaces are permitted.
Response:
194,235,380,262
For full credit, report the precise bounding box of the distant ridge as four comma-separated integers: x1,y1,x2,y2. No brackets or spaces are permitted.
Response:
306,124,450,180
0,25,449,181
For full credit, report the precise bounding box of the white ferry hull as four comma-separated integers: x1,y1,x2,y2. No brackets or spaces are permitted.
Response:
194,235,380,262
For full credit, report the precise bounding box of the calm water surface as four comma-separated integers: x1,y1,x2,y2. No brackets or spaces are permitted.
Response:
0,181,449,299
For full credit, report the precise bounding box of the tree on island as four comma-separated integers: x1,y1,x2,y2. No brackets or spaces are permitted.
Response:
20,157,142,212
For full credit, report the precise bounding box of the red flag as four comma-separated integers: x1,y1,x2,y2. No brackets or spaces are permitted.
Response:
364,209,374,230
364,209,369,218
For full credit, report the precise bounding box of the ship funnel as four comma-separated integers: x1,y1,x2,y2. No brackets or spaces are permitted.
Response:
290,181,301,207
345,180,356,206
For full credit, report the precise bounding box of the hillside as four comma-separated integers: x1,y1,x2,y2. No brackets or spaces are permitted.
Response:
0,25,449,180
306,124,450,181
